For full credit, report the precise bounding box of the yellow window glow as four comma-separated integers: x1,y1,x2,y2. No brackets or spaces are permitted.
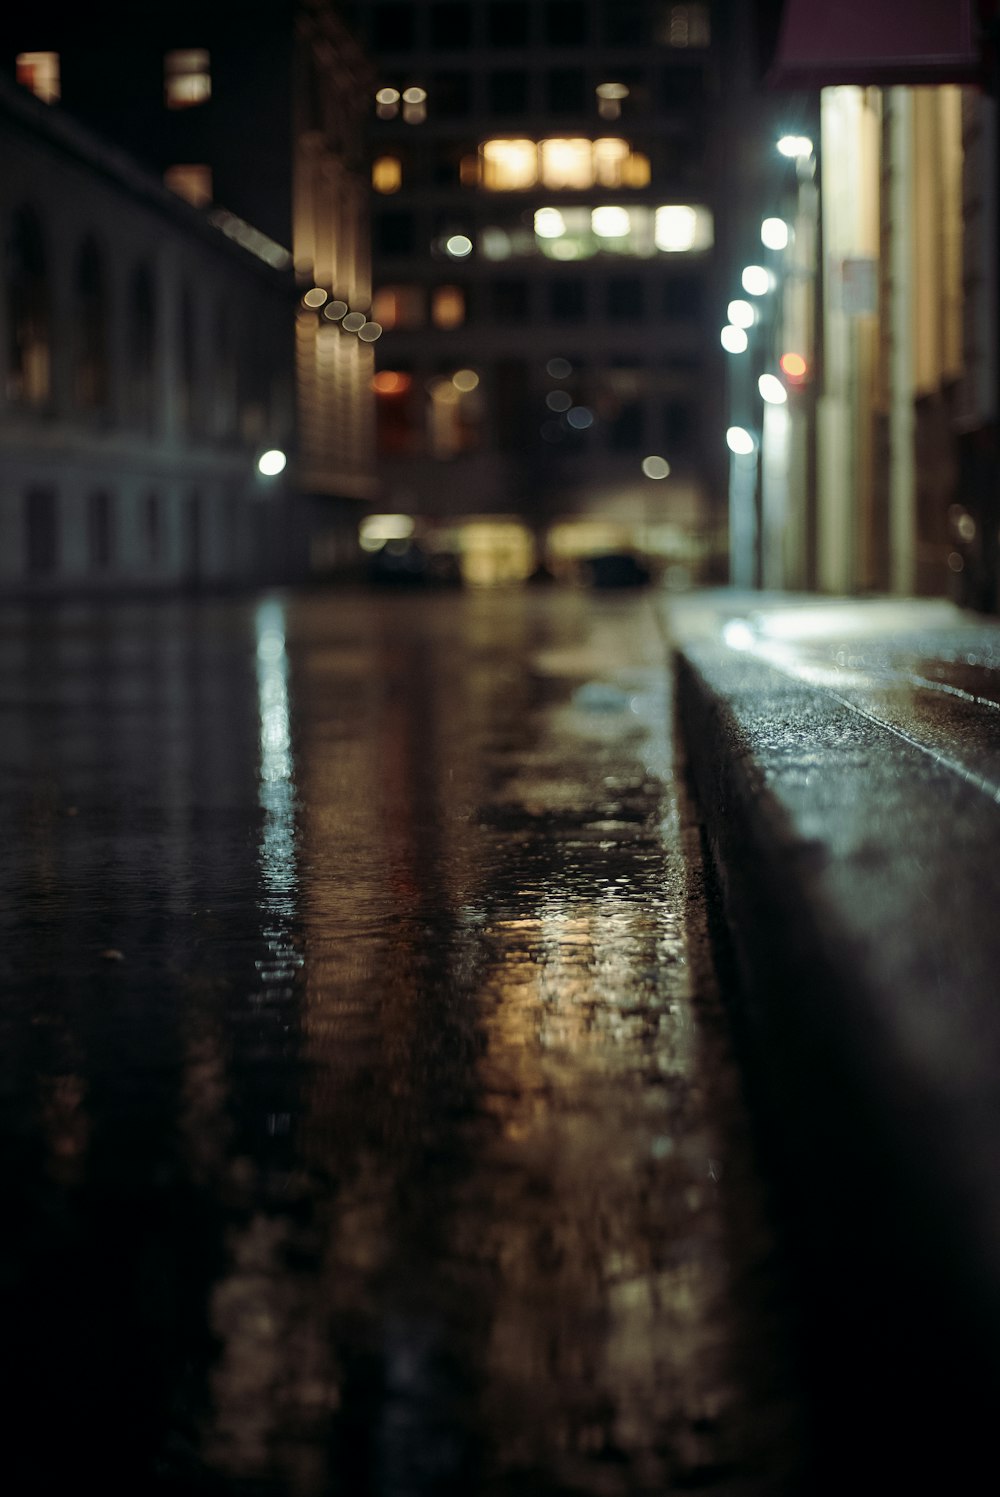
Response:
432,286,465,328
372,156,402,193
480,139,538,190
165,49,211,109
16,52,60,103
164,165,213,207
540,138,594,189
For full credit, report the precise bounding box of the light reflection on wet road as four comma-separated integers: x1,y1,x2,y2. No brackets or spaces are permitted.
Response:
0,588,801,1495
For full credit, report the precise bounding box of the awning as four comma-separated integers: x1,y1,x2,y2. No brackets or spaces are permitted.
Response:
767,0,983,89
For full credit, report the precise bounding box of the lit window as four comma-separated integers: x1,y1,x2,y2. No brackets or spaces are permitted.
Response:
478,136,647,191
480,139,538,190
540,138,593,189
373,156,403,193
665,3,711,48
164,50,211,109
592,206,631,238
16,52,60,104
655,204,713,252
621,152,651,188
402,86,427,124
376,86,400,119
432,286,466,327
164,165,213,207
371,285,424,329
596,82,628,121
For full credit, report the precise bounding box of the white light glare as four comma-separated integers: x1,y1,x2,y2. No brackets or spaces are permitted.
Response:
592,206,631,237
741,264,772,296
761,217,790,250
258,449,287,476
721,325,748,354
727,298,755,329
726,426,755,456
534,208,566,238
758,373,788,404
777,135,814,158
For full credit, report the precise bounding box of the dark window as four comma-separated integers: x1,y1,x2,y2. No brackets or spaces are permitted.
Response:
25,488,57,574
75,238,109,411
610,402,644,450
87,490,113,571
546,68,587,114
7,205,50,406
187,490,202,579
494,358,530,446
602,0,646,45
492,279,529,319
663,398,696,451
489,70,528,114
660,65,706,109
375,210,416,256
178,286,198,433
145,492,161,567
129,265,156,431
663,274,705,319
373,3,415,51
545,1,586,44
431,71,471,118
607,277,643,318
488,1,530,45
430,2,472,47
549,279,586,322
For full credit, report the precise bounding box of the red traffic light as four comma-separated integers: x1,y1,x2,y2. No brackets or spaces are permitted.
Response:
779,351,808,384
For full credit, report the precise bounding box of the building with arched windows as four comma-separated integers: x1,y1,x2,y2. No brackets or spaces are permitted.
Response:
0,73,298,595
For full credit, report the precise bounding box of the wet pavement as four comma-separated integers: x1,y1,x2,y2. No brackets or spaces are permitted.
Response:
0,587,803,1496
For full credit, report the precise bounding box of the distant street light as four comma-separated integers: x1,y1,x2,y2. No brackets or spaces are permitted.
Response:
257,449,287,476
721,325,748,353
761,217,790,250
777,134,813,159
726,426,756,455
758,374,787,405
741,264,773,296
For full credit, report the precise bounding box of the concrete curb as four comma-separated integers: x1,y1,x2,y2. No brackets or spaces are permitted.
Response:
669,616,1000,1488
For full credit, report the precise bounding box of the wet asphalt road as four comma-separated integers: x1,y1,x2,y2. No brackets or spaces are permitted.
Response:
0,586,803,1495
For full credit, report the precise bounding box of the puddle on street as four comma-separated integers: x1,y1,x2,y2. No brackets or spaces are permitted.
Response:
0,588,801,1494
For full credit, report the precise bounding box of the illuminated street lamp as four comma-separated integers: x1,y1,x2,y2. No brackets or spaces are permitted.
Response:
777,134,813,159
758,373,788,405
721,325,749,353
741,264,773,296
257,449,287,476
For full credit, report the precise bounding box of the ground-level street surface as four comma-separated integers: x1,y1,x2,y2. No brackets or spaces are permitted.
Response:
0,586,803,1496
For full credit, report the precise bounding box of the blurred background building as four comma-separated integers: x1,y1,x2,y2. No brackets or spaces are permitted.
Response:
2,0,376,590
346,0,729,584
0,73,296,596
3,0,998,607
717,0,995,609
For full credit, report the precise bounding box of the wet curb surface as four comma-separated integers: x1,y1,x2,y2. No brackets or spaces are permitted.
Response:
666,600,1000,1491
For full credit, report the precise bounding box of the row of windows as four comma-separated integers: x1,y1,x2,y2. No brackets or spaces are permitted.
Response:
371,273,706,327
355,2,710,54
374,137,654,193
374,204,713,260
16,49,211,110
372,64,706,122
5,205,280,439
20,485,251,577
372,360,700,459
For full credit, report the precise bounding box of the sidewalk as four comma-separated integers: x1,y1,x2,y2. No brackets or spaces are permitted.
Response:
660,589,1000,1488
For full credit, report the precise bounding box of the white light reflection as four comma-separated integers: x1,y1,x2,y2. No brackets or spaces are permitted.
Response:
255,600,302,992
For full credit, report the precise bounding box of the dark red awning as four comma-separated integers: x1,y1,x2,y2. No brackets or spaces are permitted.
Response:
767,0,983,88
